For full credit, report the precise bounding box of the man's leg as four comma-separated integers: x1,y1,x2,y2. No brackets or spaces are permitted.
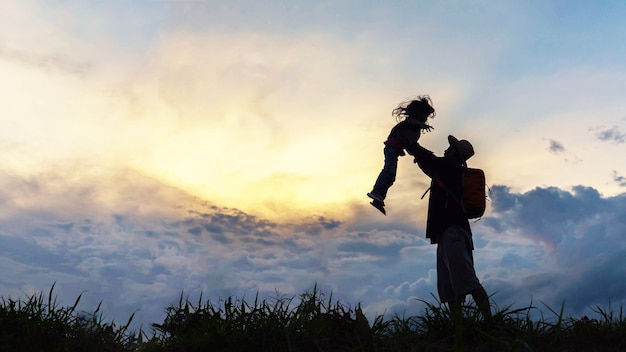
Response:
470,286,492,319
440,226,491,319
448,295,465,320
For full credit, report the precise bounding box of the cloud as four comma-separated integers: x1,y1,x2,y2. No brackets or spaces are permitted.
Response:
0,164,433,325
2,166,626,328
487,185,607,249
0,48,93,77
548,139,565,153
612,171,626,187
482,184,626,314
596,126,625,143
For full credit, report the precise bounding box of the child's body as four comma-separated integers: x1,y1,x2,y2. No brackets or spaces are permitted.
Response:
368,95,435,213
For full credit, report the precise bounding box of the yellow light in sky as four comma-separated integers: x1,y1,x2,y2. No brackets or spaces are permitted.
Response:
7,20,623,224
125,102,385,220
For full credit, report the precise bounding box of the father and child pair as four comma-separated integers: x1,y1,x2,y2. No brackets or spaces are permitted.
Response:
368,95,492,318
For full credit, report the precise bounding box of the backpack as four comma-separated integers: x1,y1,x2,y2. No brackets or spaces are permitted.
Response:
422,166,487,219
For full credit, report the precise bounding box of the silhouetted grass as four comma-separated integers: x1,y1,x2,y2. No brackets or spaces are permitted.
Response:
1,284,625,351
0,283,139,352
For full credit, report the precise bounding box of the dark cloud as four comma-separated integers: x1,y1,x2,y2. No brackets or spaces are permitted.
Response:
337,240,404,259
548,139,565,153
294,216,342,236
613,171,626,187
489,249,626,315
487,185,607,248
480,185,626,315
187,226,204,236
596,127,625,143
558,250,626,309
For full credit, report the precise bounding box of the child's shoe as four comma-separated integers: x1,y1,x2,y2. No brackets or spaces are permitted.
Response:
367,192,385,205
368,199,386,215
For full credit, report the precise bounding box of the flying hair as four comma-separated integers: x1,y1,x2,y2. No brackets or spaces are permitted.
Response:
392,95,436,122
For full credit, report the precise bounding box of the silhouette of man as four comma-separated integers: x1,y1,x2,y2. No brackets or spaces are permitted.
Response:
411,135,491,318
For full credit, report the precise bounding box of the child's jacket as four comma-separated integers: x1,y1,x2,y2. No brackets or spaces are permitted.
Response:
384,119,429,155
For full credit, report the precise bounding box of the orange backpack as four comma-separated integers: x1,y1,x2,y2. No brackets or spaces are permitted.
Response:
455,167,487,219
422,166,487,219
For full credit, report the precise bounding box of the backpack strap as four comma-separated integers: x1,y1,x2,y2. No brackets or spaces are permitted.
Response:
421,176,455,210
421,169,464,208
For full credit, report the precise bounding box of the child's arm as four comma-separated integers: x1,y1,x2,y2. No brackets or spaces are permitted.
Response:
420,122,433,133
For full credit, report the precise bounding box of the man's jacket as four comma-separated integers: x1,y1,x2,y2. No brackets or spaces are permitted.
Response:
411,144,472,244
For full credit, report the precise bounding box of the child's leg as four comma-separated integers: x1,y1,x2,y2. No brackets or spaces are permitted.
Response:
371,146,400,200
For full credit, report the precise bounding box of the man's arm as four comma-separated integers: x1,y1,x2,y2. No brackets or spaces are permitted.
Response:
410,143,440,179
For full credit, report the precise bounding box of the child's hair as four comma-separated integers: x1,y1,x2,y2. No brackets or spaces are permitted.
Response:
392,95,436,122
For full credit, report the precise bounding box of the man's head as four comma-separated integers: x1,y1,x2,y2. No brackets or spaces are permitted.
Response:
444,135,474,165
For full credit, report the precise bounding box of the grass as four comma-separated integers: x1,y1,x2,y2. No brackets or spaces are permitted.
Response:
0,283,138,352
0,284,624,351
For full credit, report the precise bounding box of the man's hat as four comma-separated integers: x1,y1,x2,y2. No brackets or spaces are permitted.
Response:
448,135,474,162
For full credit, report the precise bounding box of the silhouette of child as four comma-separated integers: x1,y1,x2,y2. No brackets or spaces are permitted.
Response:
367,95,435,214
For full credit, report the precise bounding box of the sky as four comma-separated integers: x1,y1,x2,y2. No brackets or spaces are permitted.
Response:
1,0,626,330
